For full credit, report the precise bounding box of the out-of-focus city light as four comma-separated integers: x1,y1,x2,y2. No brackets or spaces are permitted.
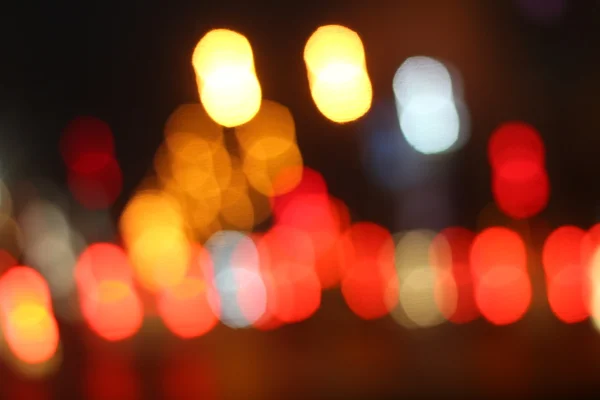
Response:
236,100,303,197
120,190,191,291
206,231,266,328
393,56,466,154
157,244,219,338
0,266,60,365
392,230,446,328
60,117,122,209
431,227,479,324
470,228,531,325
488,122,549,219
542,226,589,323
258,225,321,323
192,29,262,127
303,25,372,123
339,223,397,319
60,116,115,174
76,243,143,341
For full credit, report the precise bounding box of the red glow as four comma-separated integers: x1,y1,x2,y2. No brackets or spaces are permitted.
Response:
543,226,589,322
60,116,115,174
470,228,531,325
157,244,219,338
470,228,527,280
271,167,329,217
259,226,321,323
580,224,600,269
543,226,585,278
68,157,123,209
338,222,396,276
547,269,589,323
433,227,478,324
80,285,143,341
488,122,545,170
475,266,531,325
0,267,52,314
341,265,397,320
492,163,549,220
162,353,216,399
75,243,134,292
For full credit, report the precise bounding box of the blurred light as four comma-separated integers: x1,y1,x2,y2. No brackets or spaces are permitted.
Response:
76,243,143,341
488,122,549,219
492,161,549,220
392,230,446,328
80,280,143,341
128,225,191,292
340,223,397,319
0,266,59,364
393,56,465,154
431,227,478,324
75,243,135,291
192,29,261,127
60,116,115,174
542,226,589,323
164,104,223,152
258,225,320,323
488,122,545,170
67,156,123,209
0,213,22,261
157,245,219,338
206,231,266,328
470,228,531,325
303,25,372,123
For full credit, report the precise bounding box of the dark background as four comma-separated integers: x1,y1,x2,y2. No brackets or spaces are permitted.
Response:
1,0,600,398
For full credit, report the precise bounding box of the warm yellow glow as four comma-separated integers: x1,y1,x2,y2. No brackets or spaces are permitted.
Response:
164,104,223,151
120,190,185,246
129,225,191,292
236,100,296,153
303,25,372,123
392,230,448,328
192,29,262,127
3,303,59,365
242,139,303,196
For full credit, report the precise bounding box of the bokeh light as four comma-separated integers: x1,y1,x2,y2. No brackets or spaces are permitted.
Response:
542,226,589,323
393,56,465,154
0,266,59,364
192,29,262,127
339,223,397,319
304,25,372,123
470,228,531,325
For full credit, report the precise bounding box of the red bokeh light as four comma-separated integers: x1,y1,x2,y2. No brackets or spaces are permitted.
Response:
543,226,589,323
60,116,115,174
470,228,531,325
67,157,123,210
488,122,545,170
432,227,478,324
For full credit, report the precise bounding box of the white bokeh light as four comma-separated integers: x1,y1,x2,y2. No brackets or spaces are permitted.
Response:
399,95,460,154
393,56,466,155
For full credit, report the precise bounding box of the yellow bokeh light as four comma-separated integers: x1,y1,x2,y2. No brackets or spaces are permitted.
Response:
236,99,296,153
242,139,303,196
192,29,262,127
129,225,191,292
164,103,223,151
119,190,185,245
303,25,372,123
392,230,448,328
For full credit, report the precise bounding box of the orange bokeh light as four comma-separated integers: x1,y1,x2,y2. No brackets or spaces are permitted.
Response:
470,228,531,325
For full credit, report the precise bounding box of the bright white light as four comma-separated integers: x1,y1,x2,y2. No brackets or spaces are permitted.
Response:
393,56,453,107
399,95,460,154
393,56,467,155
211,268,266,328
